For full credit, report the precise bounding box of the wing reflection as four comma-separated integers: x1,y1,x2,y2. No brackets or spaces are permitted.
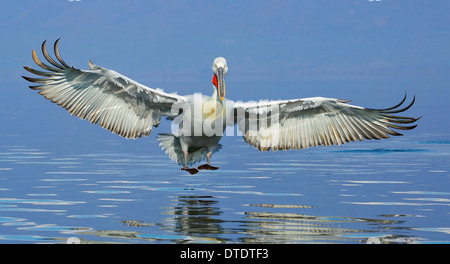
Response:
78,195,409,244
240,207,400,243
159,196,404,243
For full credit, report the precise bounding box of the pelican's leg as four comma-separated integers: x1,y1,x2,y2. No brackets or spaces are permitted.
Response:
181,151,199,175
198,152,219,170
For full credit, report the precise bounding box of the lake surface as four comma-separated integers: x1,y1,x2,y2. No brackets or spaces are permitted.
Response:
0,132,449,244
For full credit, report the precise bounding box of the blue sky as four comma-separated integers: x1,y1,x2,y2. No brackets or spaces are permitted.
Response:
1,0,449,146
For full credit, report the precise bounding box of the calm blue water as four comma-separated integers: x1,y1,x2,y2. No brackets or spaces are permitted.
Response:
0,130,449,244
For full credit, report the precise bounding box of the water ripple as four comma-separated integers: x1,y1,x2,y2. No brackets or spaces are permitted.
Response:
0,198,84,206
0,135,449,243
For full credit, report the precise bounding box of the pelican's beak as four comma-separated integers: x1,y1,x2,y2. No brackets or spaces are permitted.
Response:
215,67,225,101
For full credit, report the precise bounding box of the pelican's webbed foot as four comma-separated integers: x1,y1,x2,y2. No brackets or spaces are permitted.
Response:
198,164,219,170
181,167,199,175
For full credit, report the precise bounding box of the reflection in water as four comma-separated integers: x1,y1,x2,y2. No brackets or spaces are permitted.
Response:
1,136,449,244
164,196,225,239
241,208,401,243
80,195,410,244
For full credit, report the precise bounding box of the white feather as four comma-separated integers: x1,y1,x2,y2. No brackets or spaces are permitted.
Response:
232,96,417,151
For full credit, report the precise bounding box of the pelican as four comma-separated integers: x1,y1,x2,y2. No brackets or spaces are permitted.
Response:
23,40,419,175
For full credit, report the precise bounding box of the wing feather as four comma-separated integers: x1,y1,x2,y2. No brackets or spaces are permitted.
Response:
23,40,186,139
233,94,419,151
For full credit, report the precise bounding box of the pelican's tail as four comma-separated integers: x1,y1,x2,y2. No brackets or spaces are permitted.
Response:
157,133,222,166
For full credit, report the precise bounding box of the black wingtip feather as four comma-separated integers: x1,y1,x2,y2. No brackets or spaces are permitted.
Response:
23,39,73,87
22,76,46,83
383,95,416,114
379,91,407,111
375,93,420,135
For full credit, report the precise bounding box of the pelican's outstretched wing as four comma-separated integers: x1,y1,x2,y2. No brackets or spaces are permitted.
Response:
23,39,186,139
233,94,419,151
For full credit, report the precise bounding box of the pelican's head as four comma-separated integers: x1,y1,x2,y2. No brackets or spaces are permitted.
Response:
212,57,227,101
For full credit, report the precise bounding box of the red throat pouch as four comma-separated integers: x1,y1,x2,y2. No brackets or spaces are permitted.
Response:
212,74,218,87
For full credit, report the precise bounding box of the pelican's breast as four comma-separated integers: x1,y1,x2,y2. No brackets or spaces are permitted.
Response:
202,98,226,120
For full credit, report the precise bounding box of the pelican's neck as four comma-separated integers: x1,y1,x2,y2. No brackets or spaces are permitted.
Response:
202,87,225,119
211,87,222,103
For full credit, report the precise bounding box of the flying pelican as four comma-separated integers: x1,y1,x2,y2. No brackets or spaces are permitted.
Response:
23,40,419,175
